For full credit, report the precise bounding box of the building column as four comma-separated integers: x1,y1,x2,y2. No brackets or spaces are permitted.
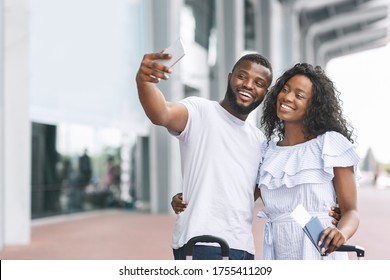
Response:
0,0,31,247
254,0,272,60
283,1,301,66
0,0,4,250
209,0,245,102
147,0,183,214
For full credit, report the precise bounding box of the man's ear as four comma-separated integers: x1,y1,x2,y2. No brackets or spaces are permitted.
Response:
228,72,232,81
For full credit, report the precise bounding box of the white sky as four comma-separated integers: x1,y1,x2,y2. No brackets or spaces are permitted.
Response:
327,44,390,164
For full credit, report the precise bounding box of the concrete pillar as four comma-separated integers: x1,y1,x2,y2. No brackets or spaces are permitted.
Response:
0,0,31,247
260,0,299,77
254,0,272,60
134,136,150,210
147,0,183,214
211,0,245,101
0,0,4,250
279,0,301,70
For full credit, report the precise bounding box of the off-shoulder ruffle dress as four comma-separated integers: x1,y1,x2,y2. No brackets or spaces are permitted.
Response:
257,131,360,260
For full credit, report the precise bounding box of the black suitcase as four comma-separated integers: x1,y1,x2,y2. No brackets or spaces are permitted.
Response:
336,244,365,260
185,235,230,260
185,235,365,260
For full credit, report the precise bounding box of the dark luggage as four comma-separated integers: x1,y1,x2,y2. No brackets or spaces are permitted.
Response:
185,235,230,260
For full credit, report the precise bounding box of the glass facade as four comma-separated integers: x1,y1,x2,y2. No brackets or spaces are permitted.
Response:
29,0,149,217
31,122,133,218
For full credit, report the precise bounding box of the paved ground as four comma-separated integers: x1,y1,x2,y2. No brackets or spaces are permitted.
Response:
0,185,389,260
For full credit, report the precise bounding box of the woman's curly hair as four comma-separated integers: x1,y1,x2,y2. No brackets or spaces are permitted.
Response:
261,63,355,143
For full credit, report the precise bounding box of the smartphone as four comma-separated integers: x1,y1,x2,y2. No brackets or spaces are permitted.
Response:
157,38,186,68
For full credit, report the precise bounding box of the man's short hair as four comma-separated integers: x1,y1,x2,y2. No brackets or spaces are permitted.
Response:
232,53,273,85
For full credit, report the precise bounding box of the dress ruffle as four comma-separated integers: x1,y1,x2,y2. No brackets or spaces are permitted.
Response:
258,131,361,190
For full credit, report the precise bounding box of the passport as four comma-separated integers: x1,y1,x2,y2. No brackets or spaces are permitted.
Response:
291,204,327,255
303,216,327,255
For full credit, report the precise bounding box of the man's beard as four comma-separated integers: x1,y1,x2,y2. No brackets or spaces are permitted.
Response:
226,81,262,115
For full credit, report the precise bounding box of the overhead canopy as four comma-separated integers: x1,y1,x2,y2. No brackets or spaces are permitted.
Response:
286,0,390,66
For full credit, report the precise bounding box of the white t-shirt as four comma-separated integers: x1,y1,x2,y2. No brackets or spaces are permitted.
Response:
171,96,265,254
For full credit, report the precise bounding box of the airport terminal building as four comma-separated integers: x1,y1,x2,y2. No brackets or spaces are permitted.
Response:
0,0,388,249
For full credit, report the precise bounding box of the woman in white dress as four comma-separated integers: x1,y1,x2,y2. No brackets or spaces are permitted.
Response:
258,63,360,260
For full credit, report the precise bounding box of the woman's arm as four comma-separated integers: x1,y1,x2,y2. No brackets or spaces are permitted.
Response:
319,166,359,255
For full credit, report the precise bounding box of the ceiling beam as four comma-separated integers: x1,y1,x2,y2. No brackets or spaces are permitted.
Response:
305,4,389,63
316,20,389,65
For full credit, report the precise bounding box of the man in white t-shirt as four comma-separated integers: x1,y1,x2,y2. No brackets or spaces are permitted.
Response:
136,52,273,259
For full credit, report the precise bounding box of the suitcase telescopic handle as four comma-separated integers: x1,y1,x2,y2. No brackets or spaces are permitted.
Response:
336,244,365,259
185,235,230,260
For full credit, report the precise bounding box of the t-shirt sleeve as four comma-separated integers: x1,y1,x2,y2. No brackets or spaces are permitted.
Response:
169,96,205,142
